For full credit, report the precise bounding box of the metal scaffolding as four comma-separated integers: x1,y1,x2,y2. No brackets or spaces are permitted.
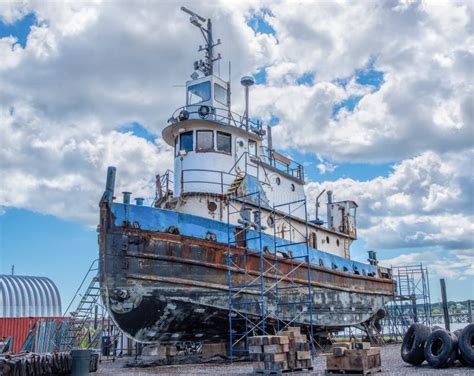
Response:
383,264,432,341
227,191,269,361
227,192,316,361
272,198,315,355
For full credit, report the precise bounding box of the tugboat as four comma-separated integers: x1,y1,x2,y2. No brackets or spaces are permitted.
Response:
98,7,394,345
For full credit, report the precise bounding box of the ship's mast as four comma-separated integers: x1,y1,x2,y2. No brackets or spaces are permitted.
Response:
181,6,221,76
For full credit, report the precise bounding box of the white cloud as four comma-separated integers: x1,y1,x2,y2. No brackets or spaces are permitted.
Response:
0,0,472,284
380,249,474,280
305,150,474,253
248,1,474,162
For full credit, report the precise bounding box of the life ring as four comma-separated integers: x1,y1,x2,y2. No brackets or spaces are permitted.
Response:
198,105,210,118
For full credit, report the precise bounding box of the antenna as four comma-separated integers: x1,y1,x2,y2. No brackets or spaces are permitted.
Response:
181,6,222,76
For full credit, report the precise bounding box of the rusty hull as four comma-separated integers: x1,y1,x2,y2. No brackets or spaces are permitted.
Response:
99,203,393,343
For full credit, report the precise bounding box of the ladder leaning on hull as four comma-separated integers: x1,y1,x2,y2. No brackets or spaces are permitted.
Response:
57,259,102,350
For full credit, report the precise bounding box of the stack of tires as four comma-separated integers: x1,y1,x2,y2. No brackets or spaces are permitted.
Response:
401,323,474,368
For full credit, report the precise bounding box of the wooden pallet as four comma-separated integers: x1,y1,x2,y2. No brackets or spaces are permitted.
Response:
254,366,314,375
325,366,382,375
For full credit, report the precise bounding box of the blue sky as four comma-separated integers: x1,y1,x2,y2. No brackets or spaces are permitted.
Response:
1,3,472,310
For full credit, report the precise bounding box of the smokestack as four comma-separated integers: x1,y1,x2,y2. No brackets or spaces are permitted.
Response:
327,190,333,204
122,192,131,205
267,125,273,151
327,190,333,229
240,76,255,131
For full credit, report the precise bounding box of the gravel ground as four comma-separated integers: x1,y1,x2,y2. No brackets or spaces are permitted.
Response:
96,344,473,375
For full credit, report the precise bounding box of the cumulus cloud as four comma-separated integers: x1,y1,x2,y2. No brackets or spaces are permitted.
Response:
0,0,472,282
249,1,474,162
305,150,474,254
0,103,173,225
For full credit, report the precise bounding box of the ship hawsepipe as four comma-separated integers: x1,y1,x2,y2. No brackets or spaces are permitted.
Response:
99,197,394,343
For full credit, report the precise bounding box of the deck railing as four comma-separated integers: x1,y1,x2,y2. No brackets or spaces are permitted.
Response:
169,105,266,136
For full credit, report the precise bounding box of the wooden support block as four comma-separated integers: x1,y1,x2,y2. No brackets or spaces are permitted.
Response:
165,345,177,357
250,336,274,346
293,335,307,344
264,360,288,370
249,336,265,346
296,351,311,360
271,353,288,362
354,342,371,350
333,342,352,349
296,342,309,351
326,347,381,373
263,344,282,353
332,347,346,356
202,342,228,357
249,345,263,354
286,327,301,334
270,336,290,345
281,344,289,352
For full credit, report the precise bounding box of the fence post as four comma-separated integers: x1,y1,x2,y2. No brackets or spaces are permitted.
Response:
440,279,450,331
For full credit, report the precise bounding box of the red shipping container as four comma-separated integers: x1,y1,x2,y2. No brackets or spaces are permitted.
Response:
0,317,64,353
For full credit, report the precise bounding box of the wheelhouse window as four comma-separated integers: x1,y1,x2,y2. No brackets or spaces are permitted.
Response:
216,131,231,154
196,130,214,152
174,136,178,157
248,139,257,156
214,83,228,106
179,131,193,153
187,81,211,105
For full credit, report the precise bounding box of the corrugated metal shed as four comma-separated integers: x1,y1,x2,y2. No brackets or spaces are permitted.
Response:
0,275,62,317
0,317,64,352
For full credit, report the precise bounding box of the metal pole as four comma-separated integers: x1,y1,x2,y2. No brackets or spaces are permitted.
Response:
468,300,473,323
245,85,249,130
440,279,450,331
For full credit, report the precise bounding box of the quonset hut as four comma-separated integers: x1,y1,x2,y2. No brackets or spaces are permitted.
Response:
0,275,62,317
0,275,62,352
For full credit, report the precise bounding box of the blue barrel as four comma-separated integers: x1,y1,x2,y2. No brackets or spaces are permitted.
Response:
71,349,91,375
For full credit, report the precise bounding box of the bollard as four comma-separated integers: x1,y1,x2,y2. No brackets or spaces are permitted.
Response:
71,349,91,375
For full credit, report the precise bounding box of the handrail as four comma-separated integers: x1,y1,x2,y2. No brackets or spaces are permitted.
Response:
182,168,237,194
259,146,304,181
61,259,98,317
169,105,266,136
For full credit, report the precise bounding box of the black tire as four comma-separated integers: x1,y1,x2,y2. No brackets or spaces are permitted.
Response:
431,325,443,332
424,329,458,368
401,323,431,365
453,329,463,337
459,323,474,367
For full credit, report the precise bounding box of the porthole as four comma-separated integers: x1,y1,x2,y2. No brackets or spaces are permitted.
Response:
336,239,340,247
275,177,281,185
290,183,295,191
207,201,217,212
267,215,275,227
326,236,330,244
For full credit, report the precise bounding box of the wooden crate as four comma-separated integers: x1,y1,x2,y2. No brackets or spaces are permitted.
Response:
326,348,381,375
